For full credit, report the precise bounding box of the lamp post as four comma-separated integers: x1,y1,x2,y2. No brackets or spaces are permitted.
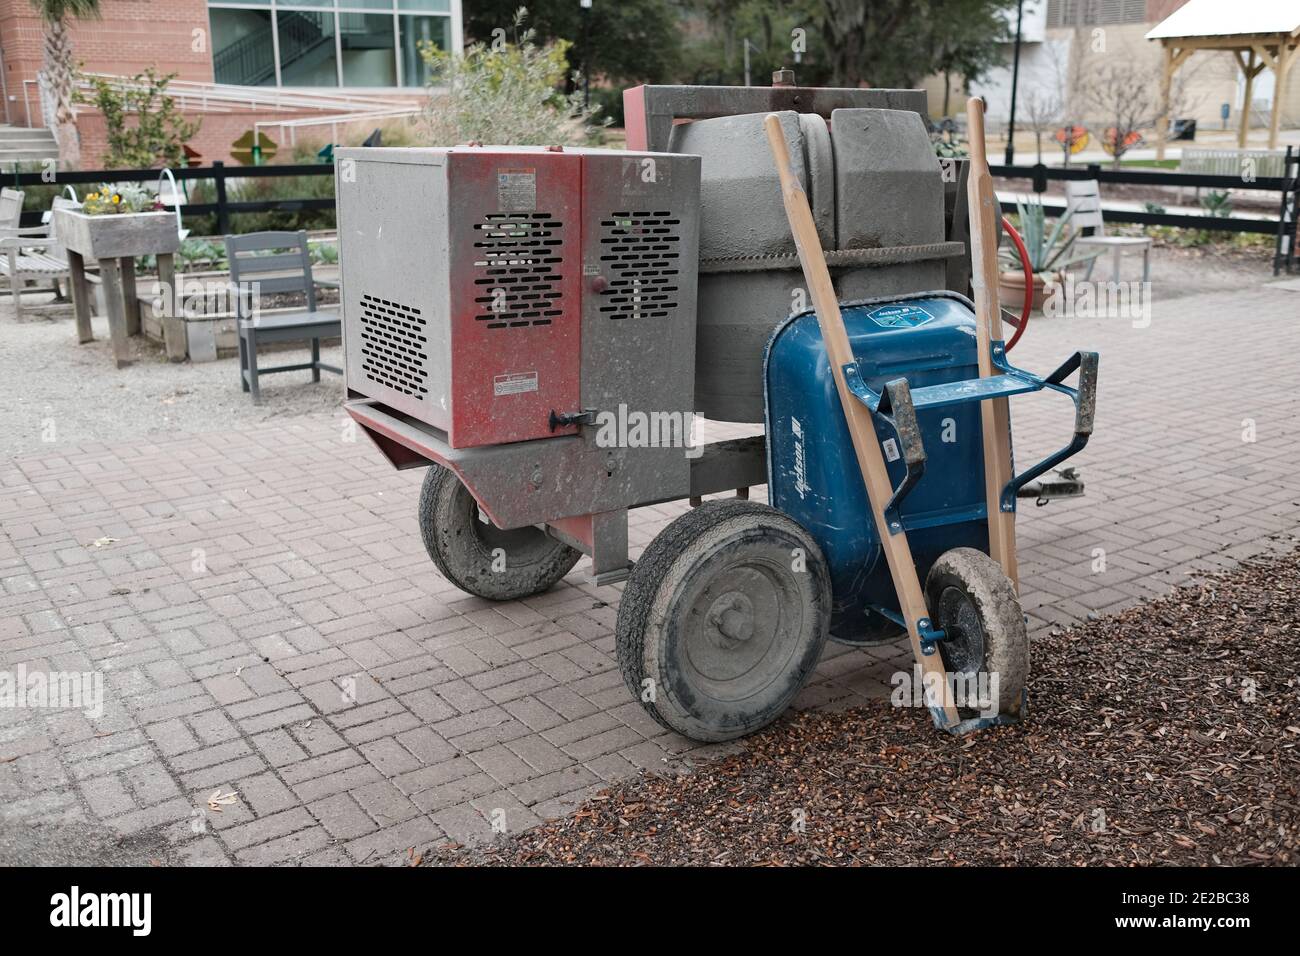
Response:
580,0,592,110
1004,0,1025,166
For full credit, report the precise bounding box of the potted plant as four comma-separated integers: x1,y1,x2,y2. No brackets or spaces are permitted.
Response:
53,182,180,261
998,196,1092,311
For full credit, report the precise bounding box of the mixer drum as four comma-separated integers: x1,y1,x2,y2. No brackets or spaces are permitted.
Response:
672,108,948,423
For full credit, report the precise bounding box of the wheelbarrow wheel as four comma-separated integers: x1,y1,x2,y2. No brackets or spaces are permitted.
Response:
924,548,1028,719
616,500,831,743
417,465,580,601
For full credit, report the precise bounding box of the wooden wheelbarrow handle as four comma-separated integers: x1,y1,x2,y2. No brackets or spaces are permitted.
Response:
966,97,1021,587
763,113,959,727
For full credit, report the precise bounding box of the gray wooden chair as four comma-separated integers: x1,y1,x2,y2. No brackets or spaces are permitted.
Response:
225,230,341,404
1065,180,1153,283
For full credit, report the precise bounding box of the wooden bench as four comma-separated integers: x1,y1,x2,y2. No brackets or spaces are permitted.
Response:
0,189,72,321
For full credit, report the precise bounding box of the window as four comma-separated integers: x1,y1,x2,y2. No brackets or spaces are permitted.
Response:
339,13,397,86
208,1,457,88
399,14,451,87
212,8,277,86
279,10,339,87
1046,0,1148,27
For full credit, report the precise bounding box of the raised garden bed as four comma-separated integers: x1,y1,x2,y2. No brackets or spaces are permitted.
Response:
53,207,180,261
136,267,341,362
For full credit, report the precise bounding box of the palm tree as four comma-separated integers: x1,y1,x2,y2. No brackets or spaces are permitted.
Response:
31,0,102,168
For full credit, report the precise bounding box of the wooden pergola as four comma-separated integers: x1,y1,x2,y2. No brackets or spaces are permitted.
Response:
1148,0,1300,159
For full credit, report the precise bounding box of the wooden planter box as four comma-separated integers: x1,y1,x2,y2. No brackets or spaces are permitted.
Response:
53,208,180,260
54,208,183,366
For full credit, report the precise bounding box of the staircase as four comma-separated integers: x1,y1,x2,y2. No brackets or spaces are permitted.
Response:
214,10,335,87
0,125,59,166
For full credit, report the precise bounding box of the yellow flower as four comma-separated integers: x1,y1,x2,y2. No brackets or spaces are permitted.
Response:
111,195,121,204
87,192,98,200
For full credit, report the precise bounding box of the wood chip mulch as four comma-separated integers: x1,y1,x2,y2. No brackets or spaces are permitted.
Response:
444,550,1300,866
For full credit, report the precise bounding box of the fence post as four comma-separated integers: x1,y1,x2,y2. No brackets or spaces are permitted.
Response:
1275,145,1297,276
213,161,231,236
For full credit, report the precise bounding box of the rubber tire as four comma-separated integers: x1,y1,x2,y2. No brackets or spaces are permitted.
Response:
616,500,832,743
924,547,1028,718
417,464,580,601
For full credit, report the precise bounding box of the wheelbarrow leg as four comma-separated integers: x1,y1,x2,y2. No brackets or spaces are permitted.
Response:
764,113,960,730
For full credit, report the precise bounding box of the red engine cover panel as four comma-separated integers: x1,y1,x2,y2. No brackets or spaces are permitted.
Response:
447,150,582,448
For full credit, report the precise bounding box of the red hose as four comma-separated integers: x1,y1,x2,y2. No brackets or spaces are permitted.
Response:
999,216,1033,352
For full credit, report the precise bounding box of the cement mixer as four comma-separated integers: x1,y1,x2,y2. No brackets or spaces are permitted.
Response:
338,79,1097,742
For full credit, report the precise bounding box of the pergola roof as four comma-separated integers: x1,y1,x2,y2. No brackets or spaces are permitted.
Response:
1145,0,1300,41
1146,0,1300,156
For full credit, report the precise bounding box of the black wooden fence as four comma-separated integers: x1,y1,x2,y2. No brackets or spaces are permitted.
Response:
990,147,1299,274
6,147,1298,272
5,161,334,235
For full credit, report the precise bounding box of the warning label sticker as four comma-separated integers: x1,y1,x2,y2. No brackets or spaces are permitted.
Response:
493,371,539,397
497,169,537,212
866,303,935,329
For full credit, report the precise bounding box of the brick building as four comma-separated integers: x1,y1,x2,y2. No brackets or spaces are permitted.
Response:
0,0,463,165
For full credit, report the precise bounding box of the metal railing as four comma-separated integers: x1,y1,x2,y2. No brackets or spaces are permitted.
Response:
255,107,423,147
21,75,417,127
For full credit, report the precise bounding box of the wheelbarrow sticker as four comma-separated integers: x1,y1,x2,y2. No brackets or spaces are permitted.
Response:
866,304,935,329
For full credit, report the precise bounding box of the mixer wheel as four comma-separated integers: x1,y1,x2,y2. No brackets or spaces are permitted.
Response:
616,501,831,743
924,548,1028,719
418,465,580,601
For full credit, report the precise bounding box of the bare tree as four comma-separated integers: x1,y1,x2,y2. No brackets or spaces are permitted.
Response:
1081,55,1205,168
1021,44,1068,164
1022,89,1062,165
1081,60,1160,168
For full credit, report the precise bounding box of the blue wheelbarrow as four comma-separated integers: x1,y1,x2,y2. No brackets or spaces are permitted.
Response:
614,103,1097,742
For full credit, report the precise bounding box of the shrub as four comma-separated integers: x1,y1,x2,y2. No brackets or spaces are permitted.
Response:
419,8,605,147
77,68,200,169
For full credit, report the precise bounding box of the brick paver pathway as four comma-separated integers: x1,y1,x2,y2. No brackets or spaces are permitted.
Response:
3,283,1298,864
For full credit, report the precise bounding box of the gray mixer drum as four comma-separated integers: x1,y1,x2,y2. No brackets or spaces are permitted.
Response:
673,108,946,423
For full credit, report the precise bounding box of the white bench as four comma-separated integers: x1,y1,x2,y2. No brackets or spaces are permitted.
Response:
1182,148,1287,180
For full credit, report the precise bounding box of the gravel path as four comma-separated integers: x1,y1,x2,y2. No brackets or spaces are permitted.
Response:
440,549,1300,866
0,296,343,459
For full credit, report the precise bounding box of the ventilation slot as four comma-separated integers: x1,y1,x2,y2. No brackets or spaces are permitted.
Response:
471,212,565,329
358,294,429,397
598,211,682,320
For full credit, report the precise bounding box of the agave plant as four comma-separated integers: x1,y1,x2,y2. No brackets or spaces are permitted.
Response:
1000,195,1095,275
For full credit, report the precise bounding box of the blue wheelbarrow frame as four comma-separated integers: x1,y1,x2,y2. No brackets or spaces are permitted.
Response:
840,337,1098,656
